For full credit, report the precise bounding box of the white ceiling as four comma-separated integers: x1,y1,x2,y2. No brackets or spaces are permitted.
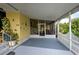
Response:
0,3,79,21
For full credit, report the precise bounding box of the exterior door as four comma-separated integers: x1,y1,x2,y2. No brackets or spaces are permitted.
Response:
38,23,46,36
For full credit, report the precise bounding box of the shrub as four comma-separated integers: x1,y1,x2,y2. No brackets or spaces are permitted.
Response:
59,23,69,34
71,18,79,37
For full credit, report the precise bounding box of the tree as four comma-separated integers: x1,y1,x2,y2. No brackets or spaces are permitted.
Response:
59,23,69,34
71,18,79,37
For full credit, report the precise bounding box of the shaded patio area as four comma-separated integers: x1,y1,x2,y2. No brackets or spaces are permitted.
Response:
14,38,73,55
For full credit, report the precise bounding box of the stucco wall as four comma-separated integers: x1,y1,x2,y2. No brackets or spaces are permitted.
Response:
6,11,30,40
20,13,30,40
6,11,20,40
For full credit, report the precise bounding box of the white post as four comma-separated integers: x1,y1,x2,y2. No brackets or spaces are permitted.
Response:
45,22,46,36
57,21,60,39
38,20,40,35
55,21,59,39
55,22,57,38
69,12,72,51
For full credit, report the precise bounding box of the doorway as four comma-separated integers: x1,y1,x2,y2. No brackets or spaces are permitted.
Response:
38,23,46,36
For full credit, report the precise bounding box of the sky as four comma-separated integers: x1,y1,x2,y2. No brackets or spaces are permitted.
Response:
71,11,79,19
60,11,79,23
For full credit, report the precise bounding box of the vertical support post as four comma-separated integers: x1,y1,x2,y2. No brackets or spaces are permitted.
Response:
69,12,72,51
55,20,59,39
57,21,59,39
54,22,56,38
55,22,57,38
45,21,46,36
38,20,39,35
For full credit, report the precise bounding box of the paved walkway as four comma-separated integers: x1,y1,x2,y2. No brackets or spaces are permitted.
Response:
14,38,73,55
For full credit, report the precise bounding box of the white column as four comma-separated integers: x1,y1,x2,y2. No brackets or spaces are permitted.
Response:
45,22,46,36
55,22,57,38
69,12,72,51
57,21,60,39
38,20,40,35
54,21,59,39
54,22,56,37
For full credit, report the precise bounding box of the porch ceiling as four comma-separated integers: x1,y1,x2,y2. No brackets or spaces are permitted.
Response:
0,3,79,21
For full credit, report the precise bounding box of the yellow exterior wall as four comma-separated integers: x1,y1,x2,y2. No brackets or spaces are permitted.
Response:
6,11,30,40
20,13,30,40
6,11,20,40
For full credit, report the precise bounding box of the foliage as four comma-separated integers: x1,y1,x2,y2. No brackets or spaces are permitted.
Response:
59,18,79,37
0,19,3,30
11,33,19,41
2,17,19,41
71,18,79,37
2,17,12,34
59,23,69,34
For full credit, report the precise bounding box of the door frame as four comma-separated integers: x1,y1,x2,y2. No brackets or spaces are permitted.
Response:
38,23,46,36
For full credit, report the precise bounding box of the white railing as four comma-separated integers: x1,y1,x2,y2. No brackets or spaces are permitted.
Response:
58,33,70,49
58,33,79,55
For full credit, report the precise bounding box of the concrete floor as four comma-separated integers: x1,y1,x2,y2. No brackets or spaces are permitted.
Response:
14,38,73,55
